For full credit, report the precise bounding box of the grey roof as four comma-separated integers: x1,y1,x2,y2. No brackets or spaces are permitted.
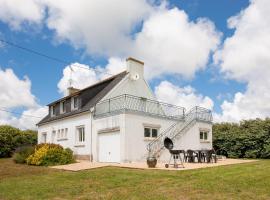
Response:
37,71,127,126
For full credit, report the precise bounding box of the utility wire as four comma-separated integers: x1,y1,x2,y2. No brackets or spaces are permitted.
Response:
0,38,114,76
0,108,43,119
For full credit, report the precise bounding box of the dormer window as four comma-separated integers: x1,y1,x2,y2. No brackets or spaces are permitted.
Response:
50,105,56,117
71,96,79,110
60,101,66,114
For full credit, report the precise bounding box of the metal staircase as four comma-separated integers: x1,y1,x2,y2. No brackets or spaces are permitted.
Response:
146,106,213,158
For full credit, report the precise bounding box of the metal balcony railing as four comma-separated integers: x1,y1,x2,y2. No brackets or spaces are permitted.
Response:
94,94,186,120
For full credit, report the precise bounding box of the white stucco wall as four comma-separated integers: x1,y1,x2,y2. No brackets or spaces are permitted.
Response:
123,113,178,162
37,112,92,157
102,76,156,101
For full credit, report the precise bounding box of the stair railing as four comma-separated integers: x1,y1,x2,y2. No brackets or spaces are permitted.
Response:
146,106,212,158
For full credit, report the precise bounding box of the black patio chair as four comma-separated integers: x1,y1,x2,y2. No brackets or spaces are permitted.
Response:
205,149,217,163
185,150,198,163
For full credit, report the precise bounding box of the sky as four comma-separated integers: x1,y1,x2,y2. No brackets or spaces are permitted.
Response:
0,0,270,130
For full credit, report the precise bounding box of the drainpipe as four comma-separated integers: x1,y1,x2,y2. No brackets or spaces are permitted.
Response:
90,107,95,162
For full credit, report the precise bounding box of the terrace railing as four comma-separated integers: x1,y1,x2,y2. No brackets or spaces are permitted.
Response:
146,106,213,158
94,94,185,120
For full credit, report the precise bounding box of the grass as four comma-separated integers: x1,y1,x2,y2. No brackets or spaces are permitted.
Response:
0,159,270,200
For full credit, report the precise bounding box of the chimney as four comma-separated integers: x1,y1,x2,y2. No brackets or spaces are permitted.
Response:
67,87,80,95
126,57,144,80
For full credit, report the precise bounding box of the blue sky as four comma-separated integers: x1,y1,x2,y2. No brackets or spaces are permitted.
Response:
1,0,269,129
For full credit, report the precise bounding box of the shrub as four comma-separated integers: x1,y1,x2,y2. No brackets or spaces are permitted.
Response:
213,118,270,159
0,125,37,158
27,143,75,166
13,146,35,164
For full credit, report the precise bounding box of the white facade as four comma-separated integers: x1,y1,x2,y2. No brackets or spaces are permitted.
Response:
38,57,213,163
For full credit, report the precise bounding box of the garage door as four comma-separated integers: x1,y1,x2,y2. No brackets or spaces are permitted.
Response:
98,131,120,163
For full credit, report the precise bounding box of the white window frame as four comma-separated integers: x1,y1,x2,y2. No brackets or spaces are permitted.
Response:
50,105,56,117
144,126,159,139
51,130,56,143
76,126,85,144
57,128,68,141
71,96,79,111
65,128,68,138
60,101,66,114
199,129,210,142
41,132,47,143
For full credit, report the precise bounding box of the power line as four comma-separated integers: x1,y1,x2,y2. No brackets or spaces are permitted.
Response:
0,38,114,76
0,108,43,119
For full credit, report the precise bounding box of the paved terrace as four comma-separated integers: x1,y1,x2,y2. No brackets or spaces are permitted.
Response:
51,159,257,172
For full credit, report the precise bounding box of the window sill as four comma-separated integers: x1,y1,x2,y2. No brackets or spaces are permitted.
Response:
200,140,210,143
144,137,157,141
74,144,85,147
57,138,68,141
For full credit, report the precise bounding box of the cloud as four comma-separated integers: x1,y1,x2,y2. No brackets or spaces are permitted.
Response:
133,6,221,79
58,57,126,96
0,68,36,108
0,0,44,30
0,106,47,130
0,68,47,129
97,57,126,79
57,63,99,96
45,0,152,56
154,81,214,111
46,2,221,79
0,0,221,79
214,0,270,122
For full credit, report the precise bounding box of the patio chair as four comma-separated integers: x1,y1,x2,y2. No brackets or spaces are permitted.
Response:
185,150,198,163
205,149,217,163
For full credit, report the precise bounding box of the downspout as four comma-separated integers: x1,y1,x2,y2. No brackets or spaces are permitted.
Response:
90,107,95,162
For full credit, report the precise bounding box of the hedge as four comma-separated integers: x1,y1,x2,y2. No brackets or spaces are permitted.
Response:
0,125,37,158
213,118,270,159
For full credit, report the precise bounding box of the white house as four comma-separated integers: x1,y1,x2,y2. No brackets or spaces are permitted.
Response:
37,57,213,163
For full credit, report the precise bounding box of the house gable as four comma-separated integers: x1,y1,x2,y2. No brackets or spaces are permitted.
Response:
101,58,156,101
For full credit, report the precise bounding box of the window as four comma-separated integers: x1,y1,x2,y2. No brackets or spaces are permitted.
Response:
51,130,56,143
60,101,66,113
57,128,68,140
76,126,85,143
144,127,158,138
51,105,56,116
61,129,64,138
65,128,68,138
199,130,209,142
72,96,79,110
57,129,61,139
41,132,47,143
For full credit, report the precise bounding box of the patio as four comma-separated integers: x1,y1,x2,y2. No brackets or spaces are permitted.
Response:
51,158,257,172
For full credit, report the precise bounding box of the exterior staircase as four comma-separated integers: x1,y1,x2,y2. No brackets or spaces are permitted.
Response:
146,106,213,158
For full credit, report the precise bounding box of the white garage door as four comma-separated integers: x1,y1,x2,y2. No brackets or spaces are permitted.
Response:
98,131,120,163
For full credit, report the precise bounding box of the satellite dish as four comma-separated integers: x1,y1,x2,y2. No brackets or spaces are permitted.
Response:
131,73,140,81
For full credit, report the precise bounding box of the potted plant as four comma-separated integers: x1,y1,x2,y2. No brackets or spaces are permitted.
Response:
147,156,157,168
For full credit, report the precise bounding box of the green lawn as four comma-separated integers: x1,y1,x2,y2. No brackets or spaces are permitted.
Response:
0,159,270,200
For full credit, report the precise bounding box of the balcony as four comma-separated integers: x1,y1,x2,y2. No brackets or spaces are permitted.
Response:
94,94,186,120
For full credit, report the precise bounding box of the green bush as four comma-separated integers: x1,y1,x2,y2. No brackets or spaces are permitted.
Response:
13,146,35,164
0,125,37,158
27,143,75,166
213,118,270,159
